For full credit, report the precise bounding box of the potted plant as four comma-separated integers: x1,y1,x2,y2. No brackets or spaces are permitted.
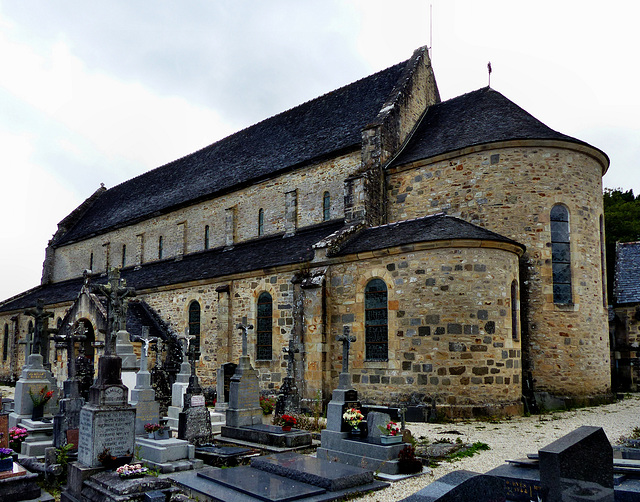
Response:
9,427,28,453
144,423,169,440
0,448,14,472
343,408,364,436
281,414,297,432
28,386,54,421
116,463,149,479
378,421,402,444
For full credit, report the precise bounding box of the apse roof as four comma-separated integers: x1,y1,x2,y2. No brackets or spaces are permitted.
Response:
390,87,607,167
614,241,640,305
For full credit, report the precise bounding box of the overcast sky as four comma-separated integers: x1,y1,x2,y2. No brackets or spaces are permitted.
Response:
0,0,637,301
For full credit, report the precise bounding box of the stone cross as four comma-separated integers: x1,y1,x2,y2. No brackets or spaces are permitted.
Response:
131,326,157,372
92,268,135,355
282,333,300,378
179,328,198,375
24,298,56,366
337,326,356,374
237,323,254,358
53,321,88,380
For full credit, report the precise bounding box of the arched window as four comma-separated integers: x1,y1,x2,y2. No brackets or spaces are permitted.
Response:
2,324,8,361
256,292,272,360
511,280,519,340
204,225,210,250
323,192,331,221
258,209,265,237
158,236,164,259
121,244,127,268
188,301,201,353
365,278,388,361
551,204,572,304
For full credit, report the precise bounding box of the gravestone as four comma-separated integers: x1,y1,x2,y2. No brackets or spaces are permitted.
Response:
53,321,87,449
539,426,613,502
400,470,506,502
214,362,236,412
77,268,136,468
367,411,392,442
225,324,262,428
130,327,160,435
165,359,191,431
9,353,59,427
116,330,139,401
317,327,408,475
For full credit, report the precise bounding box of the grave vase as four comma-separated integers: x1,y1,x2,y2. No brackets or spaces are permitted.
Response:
282,426,292,432
350,427,361,437
153,429,169,440
31,404,44,421
0,457,12,471
381,435,402,445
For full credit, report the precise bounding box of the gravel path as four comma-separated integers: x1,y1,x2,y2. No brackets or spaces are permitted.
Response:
355,394,640,501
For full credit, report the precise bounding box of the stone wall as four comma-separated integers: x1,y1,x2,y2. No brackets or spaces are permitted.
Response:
386,142,611,399
50,151,359,283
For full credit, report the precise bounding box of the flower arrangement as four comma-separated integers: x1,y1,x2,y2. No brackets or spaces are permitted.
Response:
144,423,162,433
9,427,28,443
116,463,148,478
97,448,116,466
259,395,276,415
342,408,364,428
0,448,13,460
378,421,401,436
29,386,54,407
281,414,297,427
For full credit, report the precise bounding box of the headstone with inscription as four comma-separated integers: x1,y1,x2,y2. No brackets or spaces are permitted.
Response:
177,333,211,444
130,328,160,435
77,355,136,467
9,353,59,428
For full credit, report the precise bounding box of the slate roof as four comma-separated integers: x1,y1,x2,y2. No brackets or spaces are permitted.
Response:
0,220,344,313
334,214,524,256
391,87,608,167
54,61,410,246
614,241,640,304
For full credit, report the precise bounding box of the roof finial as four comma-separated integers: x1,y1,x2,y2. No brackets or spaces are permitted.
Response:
487,61,492,88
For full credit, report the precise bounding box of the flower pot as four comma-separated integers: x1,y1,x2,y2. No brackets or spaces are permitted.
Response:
31,404,44,421
350,427,361,437
381,435,402,445
153,429,169,440
147,432,154,439
0,458,13,472
9,441,21,453
282,425,292,432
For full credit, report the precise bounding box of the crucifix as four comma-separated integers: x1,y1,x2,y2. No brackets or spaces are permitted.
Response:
92,268,135,355
54,321,88,381
24,298,57,367
337,325,356,374
179,328,198,374
236,323,254,357
282,332,300,378
131,326,157,373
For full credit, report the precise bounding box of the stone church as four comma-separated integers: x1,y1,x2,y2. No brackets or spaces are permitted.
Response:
0,47,611,417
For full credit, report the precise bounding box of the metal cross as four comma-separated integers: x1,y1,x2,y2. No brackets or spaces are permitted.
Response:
282,332,300,378
53,321,88,380
24,298,56,366
237,323,254,358
337,325,356,374
92,268,135,355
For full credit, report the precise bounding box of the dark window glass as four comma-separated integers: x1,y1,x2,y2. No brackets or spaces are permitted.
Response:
551,205,572,304
121,245,126,268
158,236,163,259
323,192,330,221
365,278,388,361
204,225,210,250
258,209,264,236
511,280,518,340
89,252,94,271
188,301,201,352
256,292,272,360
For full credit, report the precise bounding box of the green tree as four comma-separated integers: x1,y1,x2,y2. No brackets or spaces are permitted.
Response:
603,188,640,302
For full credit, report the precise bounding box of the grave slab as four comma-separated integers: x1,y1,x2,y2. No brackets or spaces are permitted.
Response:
221,424,312,448
198,465,327,501
251,452,374,491
400,470,505,502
